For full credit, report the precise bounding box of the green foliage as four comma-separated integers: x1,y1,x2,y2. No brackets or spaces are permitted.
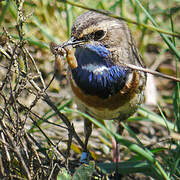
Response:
57,168,71,180
57,162,95,180
72,161,95,180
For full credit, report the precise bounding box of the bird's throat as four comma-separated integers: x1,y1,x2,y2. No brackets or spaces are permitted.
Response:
71,44,129,99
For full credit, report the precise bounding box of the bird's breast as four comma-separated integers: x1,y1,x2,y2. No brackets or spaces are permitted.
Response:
71,44,130,99
69,70,139,110
69,44,143,119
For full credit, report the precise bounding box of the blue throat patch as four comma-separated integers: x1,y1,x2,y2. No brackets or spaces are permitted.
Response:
71,44,128,99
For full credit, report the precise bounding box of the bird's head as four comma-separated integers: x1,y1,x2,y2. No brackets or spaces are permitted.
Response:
62,11,141,99
64,11,133,64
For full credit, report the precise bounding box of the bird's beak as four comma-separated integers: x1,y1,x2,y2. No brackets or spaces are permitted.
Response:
62,37,85,48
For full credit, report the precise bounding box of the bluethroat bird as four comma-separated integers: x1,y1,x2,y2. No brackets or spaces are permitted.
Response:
52,11,146,163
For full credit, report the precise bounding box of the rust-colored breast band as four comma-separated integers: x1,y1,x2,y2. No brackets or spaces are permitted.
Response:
70,71,139,110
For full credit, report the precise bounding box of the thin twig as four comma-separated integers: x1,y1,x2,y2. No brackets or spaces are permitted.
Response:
42,93,85,149
122,63,180,82
5,129,31,180
29,115,66,159
51,42,180,82
23,47,46,90
16,100,68,130
58,0,180,38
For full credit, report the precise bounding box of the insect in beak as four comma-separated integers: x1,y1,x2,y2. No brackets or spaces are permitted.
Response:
50,37,83,70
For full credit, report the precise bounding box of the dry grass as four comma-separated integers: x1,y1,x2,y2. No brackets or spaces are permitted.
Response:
0,0,180,179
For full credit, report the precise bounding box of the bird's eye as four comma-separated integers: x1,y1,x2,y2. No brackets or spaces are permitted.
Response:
94,30,105,40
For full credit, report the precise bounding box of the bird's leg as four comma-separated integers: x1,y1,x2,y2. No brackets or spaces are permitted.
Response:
80,118,92,163
115,122,124,162
115,122,124,179
84,118,92,152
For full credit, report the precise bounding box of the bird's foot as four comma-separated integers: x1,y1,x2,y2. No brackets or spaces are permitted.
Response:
80,151,91,164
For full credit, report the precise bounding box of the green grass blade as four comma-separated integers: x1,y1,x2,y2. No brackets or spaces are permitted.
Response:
97,161,159,178
121,122,144,147
0,0,10,26
32,16,58,43
65,3,73,38
64,107,170,180
157,104,171,134
135,0,180,60
29,99,72,133
138,106,176,131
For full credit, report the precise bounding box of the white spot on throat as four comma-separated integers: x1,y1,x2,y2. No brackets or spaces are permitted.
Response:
93,66,108,74
82,64,108,74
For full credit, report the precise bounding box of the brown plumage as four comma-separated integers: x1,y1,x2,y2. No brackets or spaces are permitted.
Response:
54,11,147,167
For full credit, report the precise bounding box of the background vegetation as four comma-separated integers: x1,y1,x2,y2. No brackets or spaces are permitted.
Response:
0,0,180,179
